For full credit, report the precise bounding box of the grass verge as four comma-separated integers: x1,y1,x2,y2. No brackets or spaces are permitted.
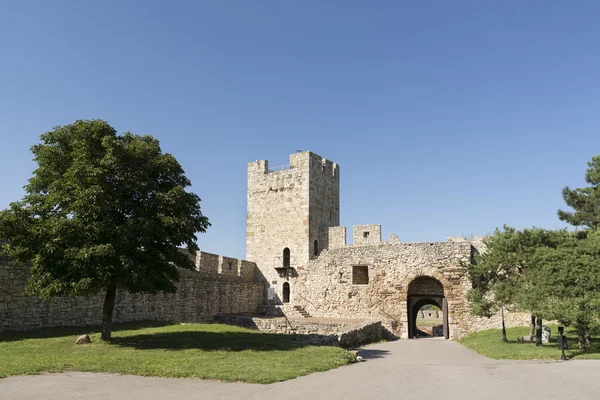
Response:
0,322,356,383
459,325,600,360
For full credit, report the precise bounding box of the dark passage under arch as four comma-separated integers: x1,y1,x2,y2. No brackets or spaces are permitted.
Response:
407,276,449,339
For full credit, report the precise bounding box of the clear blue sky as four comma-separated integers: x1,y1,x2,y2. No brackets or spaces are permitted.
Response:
1,1,599,259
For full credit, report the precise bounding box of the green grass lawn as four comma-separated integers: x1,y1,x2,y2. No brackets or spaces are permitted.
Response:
459,325,600,360
0,322,356,383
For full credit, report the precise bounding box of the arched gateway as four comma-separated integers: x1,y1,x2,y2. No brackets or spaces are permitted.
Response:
407,276,449,339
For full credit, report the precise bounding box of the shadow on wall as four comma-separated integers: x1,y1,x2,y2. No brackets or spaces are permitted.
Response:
253,259,297,307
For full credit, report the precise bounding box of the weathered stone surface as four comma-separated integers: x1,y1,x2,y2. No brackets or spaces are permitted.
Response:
212,315,382,348
290,238,474,338
75,334,91,344
246,152,339,304
0,252,264,333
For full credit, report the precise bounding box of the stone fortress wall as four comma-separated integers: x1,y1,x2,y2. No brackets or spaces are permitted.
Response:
417,309,443,320
291,227,528,338
0,249,264,332
291,227,471,338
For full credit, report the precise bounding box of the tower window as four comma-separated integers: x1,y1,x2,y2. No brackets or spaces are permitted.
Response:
283,247,290,268
228,262,233,270
363,231,370,238
313,240,319,256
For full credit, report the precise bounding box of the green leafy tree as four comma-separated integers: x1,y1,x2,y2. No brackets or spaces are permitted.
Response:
526,231,600,350
0,120,209,340
558,155,600,230
468,226,569,343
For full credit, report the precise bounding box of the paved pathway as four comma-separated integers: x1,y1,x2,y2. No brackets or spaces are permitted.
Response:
2,339,600,400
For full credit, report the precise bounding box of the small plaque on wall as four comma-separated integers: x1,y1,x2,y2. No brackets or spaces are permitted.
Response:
271,280,277,284
267,288,275,300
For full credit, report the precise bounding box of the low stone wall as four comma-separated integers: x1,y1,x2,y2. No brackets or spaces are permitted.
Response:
212,315,383,348
467,308,530,333
0,256,264,332
338,321,383,348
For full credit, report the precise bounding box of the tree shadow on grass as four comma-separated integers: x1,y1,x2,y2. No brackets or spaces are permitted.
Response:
110,330,331,352
0,321,172,342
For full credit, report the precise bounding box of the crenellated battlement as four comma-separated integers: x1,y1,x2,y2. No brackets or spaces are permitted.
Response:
248,151,338,180
193,251,257,282
0,248,263,332
327,225,480,251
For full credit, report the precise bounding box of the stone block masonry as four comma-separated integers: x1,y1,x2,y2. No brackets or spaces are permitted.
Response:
353,224,381,245
246,151,339,304
0,251,264,332
291,230,530,339
211,315,383,348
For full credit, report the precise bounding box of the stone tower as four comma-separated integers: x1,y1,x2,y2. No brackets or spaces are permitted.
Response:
246,151,339,303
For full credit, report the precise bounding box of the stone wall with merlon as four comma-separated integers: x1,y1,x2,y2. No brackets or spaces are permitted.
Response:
0,255,264,332
239,260,256,281
196,251,220,278
328,226,347,249
353,224,381,245
219,256,238,278
192,251,258,282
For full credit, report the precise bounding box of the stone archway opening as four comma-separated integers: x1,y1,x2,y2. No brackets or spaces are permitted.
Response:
407,276,449,339
413,299,443,338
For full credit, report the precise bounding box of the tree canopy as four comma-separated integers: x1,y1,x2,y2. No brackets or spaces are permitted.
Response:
0,120,210,340
469,226,600,349
558,155,600,230
527,231,600,341
469,154,600,350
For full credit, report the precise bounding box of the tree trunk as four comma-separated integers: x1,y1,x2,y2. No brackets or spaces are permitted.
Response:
577,325,587,351
535,317,543,346
501,307,508,342
529,315,536,340
101,282,117,341
585,331,592,347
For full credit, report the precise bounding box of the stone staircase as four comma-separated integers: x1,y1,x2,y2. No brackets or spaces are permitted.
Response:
293,305,312,318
